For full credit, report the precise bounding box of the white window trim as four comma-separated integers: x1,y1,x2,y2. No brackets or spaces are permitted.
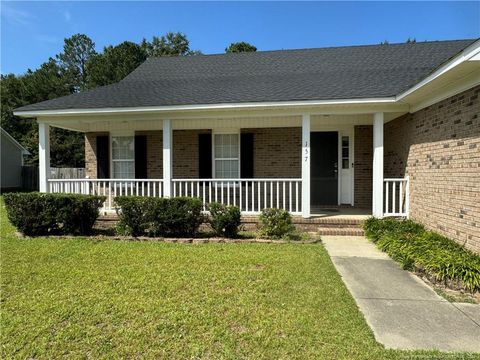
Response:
212,130,241,179
110,133,135,179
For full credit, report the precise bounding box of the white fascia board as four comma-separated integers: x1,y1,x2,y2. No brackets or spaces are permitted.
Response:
396,39,480,101
13,97,397,117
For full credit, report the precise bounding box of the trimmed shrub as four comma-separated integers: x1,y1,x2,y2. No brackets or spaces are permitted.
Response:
207,203,241,238
114,196,149,237
258,208,296,239
363,217,480,293
3,192,105,236
115,196,204,237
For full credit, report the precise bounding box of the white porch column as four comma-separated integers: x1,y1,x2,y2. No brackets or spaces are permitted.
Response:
38,122,50,193
372,112,384,218
163,119,172,197
302,114,311,218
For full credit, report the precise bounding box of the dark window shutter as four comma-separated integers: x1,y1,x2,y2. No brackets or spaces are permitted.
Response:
241,133,254,178
135,135,147,179
198,134,212,178
96,135,109,179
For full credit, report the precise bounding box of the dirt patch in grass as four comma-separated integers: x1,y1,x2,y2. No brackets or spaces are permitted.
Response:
416,273,479,304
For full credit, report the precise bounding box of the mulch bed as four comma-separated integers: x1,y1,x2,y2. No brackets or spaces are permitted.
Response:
15,231,321,245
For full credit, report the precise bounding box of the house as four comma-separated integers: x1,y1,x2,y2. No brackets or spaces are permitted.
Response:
0,128,29,191
13,39,480,252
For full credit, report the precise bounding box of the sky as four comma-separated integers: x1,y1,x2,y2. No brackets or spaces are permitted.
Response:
1,1,479,75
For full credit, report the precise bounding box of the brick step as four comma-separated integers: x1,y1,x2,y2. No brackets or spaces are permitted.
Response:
316,223,362,229
317,227,365,236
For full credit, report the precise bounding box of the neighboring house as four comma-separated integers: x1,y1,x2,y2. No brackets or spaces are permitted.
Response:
0,128,29,191
14,39,480,252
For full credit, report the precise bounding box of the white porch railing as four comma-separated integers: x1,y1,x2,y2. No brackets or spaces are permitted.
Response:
172,179,302,214
48,178,302,214
383,177,409,218
49,179,164,211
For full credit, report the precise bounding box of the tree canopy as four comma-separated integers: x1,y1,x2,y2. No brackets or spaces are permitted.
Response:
225,42,257,53
0,32,208,167
57,33,96,91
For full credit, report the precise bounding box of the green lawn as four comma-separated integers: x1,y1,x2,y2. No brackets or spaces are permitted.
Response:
0,201,476,359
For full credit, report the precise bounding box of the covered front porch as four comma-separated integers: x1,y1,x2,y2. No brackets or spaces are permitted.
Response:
38,110,409,218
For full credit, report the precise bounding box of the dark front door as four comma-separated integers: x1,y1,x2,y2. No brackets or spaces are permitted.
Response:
311,132,338,206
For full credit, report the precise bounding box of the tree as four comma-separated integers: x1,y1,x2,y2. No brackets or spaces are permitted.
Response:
406,38,417,44
57,34,96,91
225,42,257,53
86,41,147,88
1,59,84,167
140,32,201,57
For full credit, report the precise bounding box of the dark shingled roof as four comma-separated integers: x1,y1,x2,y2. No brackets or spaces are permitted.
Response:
15,39,477,112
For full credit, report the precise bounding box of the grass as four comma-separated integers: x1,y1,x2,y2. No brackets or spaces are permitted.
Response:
1,201,478,359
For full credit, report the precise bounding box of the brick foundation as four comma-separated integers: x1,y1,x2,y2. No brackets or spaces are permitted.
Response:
385,86,480,253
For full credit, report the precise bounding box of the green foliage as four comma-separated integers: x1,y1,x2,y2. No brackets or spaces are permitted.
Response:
1,58,84,166
363,217,480,292
140,32,200,57
207,202,242,238
115,196,204,237
114,196,149,237
57,33,96,91
225,41,257,53
1,31,200,167
3,192,105,236
258,208,296,239
85,41,147,88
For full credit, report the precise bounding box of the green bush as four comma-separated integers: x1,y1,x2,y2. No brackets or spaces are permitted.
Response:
115,196,204,237
207,203,241,238
363,217,480,292
114,196,149,237
3,192,105,236
258,208,296,239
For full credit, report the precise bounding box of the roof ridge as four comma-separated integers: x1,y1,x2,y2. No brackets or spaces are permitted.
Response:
143,38,478,61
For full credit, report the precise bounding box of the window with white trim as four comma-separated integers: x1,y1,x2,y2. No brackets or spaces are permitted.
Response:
112,136,135,178
213,133,239,179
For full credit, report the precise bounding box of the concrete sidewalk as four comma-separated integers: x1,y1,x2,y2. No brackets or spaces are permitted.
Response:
322,236,480,353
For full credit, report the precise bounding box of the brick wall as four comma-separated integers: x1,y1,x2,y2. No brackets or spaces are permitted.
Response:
172,129,211,178
354,126,373,209
385,85,480,253
136,131,163,178
84,132,108,178
243,127,301,178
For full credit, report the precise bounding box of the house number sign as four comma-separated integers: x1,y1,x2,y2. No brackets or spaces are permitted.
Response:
304,141,309,162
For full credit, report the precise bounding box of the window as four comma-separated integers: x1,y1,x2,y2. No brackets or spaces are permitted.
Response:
214,133,239,179
112,136,135,178
342,136,349,169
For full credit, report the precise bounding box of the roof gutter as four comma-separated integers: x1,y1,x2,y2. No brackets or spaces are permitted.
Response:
13,97,398,117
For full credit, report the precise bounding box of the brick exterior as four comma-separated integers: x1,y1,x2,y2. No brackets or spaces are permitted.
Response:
84,132,108,178
242,127,301,178
354,126,373,209
136,131,163,178
385,86,480,253
172,129,211,178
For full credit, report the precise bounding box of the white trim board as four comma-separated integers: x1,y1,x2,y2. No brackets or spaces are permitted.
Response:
14,97,398,117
